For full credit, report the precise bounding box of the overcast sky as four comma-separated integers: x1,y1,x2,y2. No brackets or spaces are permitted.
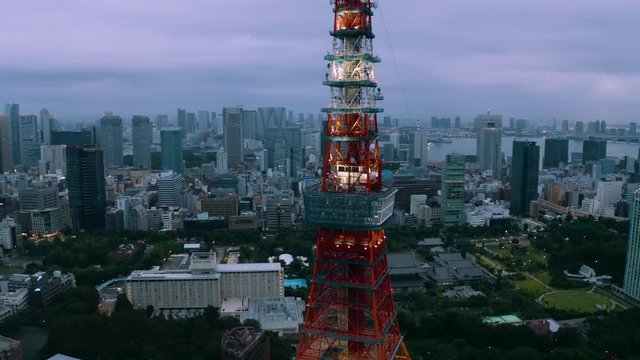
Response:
1,0,639,124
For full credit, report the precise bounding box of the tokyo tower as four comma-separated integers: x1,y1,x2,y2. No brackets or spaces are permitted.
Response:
296,1,411,359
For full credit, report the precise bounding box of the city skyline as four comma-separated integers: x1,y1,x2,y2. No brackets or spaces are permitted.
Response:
1,1,639,122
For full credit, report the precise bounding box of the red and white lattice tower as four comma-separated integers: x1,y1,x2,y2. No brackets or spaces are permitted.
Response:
296,1,411,359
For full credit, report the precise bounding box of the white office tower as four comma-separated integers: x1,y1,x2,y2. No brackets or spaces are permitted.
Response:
475,113,503,178
238,175,248,198
412,131,428,167
594,180,623,216
39,145,67,175
216,149,228,175
157,172,184,207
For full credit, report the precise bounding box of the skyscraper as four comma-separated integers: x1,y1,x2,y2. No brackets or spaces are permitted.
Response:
543,138,569,169
157,171,184,207
411,131,428,167
132,115,152,169
475,113,502,178
243,110,259,140
442,153,466,228
161,128,184,174
257,107,286,137
0,116,13,172
4,104,21,166
264,127,303,177
155,114,169,130
51,130,93,147
583,138,607,164
223,107,244,169
177,108,187,134
39,145,67,175
20,115,40,169
186,112,197,133
197,110,210,130
624,189,640,301
510,141,540,216
40,108,55,145
97,113,123,168
67,146,106,231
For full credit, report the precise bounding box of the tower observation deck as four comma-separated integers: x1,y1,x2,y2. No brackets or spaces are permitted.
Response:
296,1,411,359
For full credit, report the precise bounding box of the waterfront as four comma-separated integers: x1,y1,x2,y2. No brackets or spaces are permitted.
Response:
427,136,640,163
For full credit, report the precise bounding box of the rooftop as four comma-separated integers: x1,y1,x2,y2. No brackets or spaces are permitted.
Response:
240,297,304,333
418,238,444,247
217,263,281,273
127,270,220,281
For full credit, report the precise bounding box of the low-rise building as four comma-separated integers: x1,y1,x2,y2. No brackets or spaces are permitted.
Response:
125,253,284,315
239,297,305,335
29,271,76,308
1,288,29,315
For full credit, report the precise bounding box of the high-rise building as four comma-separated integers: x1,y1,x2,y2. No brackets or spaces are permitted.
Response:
561,120,569,132
575,121,584,135
630,122,637,135
411,131,428,167
39,145,67,175
510,141,540,216
177,108,187,134
223,107,244,169
40,108,55,145
583,138,607,164
257,107,286,137
161,128,184,174
66,146,106,231
4,104,21,166
0,116,12,172
442,153,466,228
264,128,303,177
543,138,569,169
97,113,123,168
155,114,169,130
51,130,93,147
19,115,40,169
297,2,409,358
515,118,527,134
186,112,197,133
475,113,502,178
157,172,184,207
454,116,461,129
132,115,152,169
198,110,210,130
624,189,640,301
442,154,466,228
242,110,259,140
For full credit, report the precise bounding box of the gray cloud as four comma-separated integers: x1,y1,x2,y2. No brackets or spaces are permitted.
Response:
1,0,639,123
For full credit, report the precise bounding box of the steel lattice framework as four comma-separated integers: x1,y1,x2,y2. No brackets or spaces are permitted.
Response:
296,1,410,359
